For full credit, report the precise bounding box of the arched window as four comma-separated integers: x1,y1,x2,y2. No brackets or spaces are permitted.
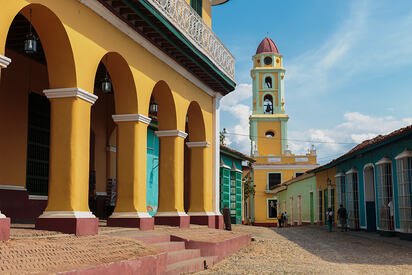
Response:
191,0,203,17
265,131,275,138
263,94,273,114
264,76,272,88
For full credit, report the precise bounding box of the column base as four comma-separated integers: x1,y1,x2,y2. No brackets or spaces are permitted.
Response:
155,214,190,228
35,217,98,236
215,215,224,230
107,217,154,231
0,218,10,241
189,214,216,228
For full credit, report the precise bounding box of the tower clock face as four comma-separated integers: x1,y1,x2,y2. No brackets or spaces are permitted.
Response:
264,56,272,65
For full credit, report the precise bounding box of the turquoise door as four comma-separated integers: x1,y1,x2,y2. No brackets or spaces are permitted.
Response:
146,126,159,216
310,192,314,224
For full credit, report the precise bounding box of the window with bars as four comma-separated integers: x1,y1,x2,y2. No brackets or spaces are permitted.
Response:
346,169,360,230
318,189,323,222
26,93,50,196
190,0,203,17
376,158,394,231
268,199,277,219
396,152,412,233
335,173,346,208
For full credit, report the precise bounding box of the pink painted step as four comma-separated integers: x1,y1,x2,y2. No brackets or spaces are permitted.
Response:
166,256,218,275
167,249,201,265
133,234,171,244
153,241,186,252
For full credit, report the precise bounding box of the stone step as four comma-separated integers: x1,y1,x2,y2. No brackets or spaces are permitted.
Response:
133,234,171,244
166,257,206,275
153,241,186,252
167,249,201,265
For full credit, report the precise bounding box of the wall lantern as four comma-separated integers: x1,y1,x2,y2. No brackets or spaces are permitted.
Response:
101,75,112,94
101,55,112,94
24,9,38,54
149,100,159,115
326,177,332,186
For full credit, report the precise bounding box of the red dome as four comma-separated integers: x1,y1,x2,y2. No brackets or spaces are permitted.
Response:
256,37,279,55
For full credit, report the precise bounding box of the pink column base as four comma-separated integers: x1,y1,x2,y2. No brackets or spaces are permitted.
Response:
0,218,10,241
107,217,154,231
155,215,190,228
215,215,224,230
35,217,98,236
190,215,216,228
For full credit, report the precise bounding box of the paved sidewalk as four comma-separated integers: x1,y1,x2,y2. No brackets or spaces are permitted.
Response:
198,225,412,274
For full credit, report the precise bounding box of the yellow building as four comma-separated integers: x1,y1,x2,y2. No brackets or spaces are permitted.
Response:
0,0,234,237
249,38,318,227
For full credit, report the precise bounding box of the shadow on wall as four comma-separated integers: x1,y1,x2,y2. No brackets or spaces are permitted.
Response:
272,225,412,265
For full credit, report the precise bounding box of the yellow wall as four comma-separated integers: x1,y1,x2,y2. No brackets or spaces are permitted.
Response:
0,0,215,212
257,121,282,156
315,167,337,222
0,49,48,188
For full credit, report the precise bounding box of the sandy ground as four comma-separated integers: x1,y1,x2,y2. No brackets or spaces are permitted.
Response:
197,225,412,275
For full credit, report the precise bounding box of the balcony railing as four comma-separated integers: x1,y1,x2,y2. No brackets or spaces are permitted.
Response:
147,0,235,81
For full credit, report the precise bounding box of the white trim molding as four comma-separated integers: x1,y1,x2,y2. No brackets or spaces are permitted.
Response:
213,93,222,215
363,163,374,169
345,167,358,175
376,157,392,165
112,114,151,124
0,54,11,68
38,211,96,219
29,195,48,200
186,141,210,148
334,172,345,178
155,211,188,217
109,212,152,219
78,0,216,97
0,212,6,218
187,212,216,216
395,149,412,160
155,130,188,139
253,164,319,170
96,192,108,196
43,88,98,104
0,185,27,191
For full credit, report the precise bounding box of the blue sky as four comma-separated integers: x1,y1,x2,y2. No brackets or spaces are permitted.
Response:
212,0,412,164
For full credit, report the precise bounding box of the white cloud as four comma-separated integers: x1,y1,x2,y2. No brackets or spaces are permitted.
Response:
288,112,412,164
286,0,412,97
220,83,252,108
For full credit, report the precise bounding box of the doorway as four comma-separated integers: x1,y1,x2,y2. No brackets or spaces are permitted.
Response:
364,165,377,232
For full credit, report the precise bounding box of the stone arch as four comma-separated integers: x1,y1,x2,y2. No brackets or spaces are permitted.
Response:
185,101,206,142
3,4,77,88
94,52,138,114
150,81,177,130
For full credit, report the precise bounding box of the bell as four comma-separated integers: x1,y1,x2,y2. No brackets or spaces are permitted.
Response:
101,76,112,94
24,33,37,54
265,104,272,114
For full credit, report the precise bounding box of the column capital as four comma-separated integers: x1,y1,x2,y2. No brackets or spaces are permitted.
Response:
43,88,98,104
186,141,210,148
0,54,11,68
112,114,151,124
155,130,188,139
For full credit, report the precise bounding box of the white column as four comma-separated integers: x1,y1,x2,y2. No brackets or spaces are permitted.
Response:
0,54,11,219
213,93,223,215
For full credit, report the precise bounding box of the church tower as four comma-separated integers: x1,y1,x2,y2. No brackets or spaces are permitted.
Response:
249,37,288,157
248,38,318,226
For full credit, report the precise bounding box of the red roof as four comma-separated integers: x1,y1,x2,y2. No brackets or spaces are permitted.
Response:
256,37,279,55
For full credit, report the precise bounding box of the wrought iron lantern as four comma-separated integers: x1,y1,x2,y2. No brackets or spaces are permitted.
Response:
326,178,332,186
24,9,38,54
149,100,159,114
101,75,112,94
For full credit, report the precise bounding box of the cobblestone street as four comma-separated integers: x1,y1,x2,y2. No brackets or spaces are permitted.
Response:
198,225,412,275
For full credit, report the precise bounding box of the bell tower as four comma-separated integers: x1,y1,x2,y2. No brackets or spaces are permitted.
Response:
249,37,289,157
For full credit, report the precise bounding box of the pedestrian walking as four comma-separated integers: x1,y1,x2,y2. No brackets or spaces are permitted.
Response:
326,207,333,232
277,212,283,228
337,204,348,232
283,211,288,227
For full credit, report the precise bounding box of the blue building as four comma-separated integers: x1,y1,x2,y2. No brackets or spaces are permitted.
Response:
317,125,412,239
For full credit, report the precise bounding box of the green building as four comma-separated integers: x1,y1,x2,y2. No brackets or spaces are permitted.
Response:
273,173,317,225
220,145,254,224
